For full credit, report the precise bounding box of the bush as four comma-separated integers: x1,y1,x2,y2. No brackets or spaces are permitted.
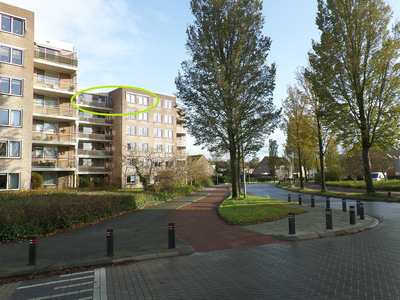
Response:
79,177,89,188
31,172,43,190
94,177,104,187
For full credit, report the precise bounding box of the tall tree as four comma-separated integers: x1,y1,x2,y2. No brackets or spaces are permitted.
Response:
307,0,400,193
175,0,280,199
268,139,279,179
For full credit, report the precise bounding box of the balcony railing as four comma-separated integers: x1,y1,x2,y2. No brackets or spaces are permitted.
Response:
34,74,77,93
77,97,113,109
32,131,77,143
33,102,76,118
176,140,186,147
78,115,113,124
32,158,77,169
34,49,78,68
77,132,113,140
78,165,110,172
176,126,187,134
78,149,112,156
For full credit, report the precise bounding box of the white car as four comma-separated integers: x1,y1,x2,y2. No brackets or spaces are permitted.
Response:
371,172,385,181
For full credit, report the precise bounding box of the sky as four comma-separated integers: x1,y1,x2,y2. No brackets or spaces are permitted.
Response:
4,0,400,159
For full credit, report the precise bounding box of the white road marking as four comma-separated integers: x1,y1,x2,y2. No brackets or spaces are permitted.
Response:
54,281,93,290
26,288,93,299
17,275,94,289
60,270,95,277
93,268,107,300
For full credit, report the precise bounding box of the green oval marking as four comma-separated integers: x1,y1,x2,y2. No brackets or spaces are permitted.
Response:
70,85,159,116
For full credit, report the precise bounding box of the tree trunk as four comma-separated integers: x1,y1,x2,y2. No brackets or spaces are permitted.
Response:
317,118,326,191
230,147,240,199
362,145,375,194
298,147,304,189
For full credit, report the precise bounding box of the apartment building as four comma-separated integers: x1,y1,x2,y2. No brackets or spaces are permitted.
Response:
0,2,186,190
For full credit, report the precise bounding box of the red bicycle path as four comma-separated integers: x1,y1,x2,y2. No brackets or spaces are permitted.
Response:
167,186,287,253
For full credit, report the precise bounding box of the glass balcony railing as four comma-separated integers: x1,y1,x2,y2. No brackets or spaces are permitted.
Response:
77,97,113,109
33,102,76,117
77,132,113,140
77,149,112,156
32,131,77,143
34,74,77,93
78,165,110,172
176,140,186,147
78,115,113,124
34,49,78,68
32,158,77,169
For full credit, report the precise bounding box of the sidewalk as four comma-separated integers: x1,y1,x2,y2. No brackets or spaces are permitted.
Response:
0,185,379,279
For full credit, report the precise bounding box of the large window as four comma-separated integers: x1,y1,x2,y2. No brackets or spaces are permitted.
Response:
1,14,24,36
126,93,136,103
165,100,173,110
126,109,136,119
41,172,57,185
0,140,21,158
165,129,173,139
127,125,136,135
0,45,23,66
0,108,21,127
0,173,20,190
139,126,149,136
0,77,23,96
138,95,149,106
36,95,58,107
154,128,163,138
139,112,148,121
35,120,58,133
165,115,173,124
35,146,57,158
154,113,162,123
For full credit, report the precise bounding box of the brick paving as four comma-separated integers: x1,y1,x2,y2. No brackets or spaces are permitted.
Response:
168,186,287,252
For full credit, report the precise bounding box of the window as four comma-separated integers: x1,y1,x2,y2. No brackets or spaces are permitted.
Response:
0,77,23,96
126,109,136,119
0,46,23,66
264,167,267,171
126,175,136,184
127,125,136,135
165,159,173,167
138,95,149,106
259,167,261,171
42,172,57,185
36,95,58,108
79,125,92,133
127,142,136,151
165,115,173,124
165,144,173,153
139,142,149,152
126,93,136,103
34,146,57,158
165,100,173,110
0,173,19,190
139,126,149,136
154,98,162,108
79,158,92,166
154,143,163,152
139,157,148,167
0,14,24,35
139,112,148,121
97,159,105,167
79,142,92,150
165,130,173,139
0,140,21,158
154,113,162,123
154,159,162,167
154,128,163,138
0,108,21,127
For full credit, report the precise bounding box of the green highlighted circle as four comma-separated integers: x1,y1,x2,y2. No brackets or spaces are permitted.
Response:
70,85,159,116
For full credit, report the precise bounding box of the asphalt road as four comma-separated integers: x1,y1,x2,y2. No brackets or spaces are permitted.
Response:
5,184,400,300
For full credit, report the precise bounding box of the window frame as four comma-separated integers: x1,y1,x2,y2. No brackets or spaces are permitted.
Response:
165,129,174,139
126,109,137,120
127,125,136,136
154,128,163,138
0,44,24,66
126,175,136,184
165,114,173,124
165,100,173,110
139,112,149,121
0,108,22,127
139,126,149,137
0,140,21,158
0,172,20,190
0,76,23,96
0,13,25,36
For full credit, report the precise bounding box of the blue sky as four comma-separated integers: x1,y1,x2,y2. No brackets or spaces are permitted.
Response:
5,0,400,159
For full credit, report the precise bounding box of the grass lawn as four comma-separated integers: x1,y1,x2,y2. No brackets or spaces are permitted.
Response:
326,180,400,191
276,183,400,202
218,194,307,225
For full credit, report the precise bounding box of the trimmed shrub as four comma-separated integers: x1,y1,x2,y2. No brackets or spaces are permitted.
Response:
94,177,104,187
79,177,89,188
31,172,43,190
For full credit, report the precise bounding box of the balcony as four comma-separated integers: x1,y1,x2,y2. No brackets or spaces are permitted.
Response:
32,158,77,170
77,97,113,110
33,102,77,118
77,149,113,156
78,165,110,173
34,49,78,68
176,126,187,135
32,131,76,144
77,132,113,141
176,140,186,147
78,115,113,125
34,74,77,94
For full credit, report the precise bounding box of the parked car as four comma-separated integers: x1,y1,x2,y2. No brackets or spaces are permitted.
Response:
371,172,386,181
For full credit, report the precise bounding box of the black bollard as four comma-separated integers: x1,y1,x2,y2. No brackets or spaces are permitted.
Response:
326,208,333,230
168,222,175,249
107,229,114,256
311,195,315,208
326,197,330,209
388,191,391,197
359,203,365,220
349,206,356,225
28,234,38,265
356,200,361,216
288,212,296,234
298,194,302,205
342,198,347,212
288,194,291,203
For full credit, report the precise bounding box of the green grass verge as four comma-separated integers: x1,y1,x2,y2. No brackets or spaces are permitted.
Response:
276,183,400,202
218,194,307,225
326,180,400,191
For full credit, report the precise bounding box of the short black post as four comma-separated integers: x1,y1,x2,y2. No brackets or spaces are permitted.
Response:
349,206,356,225
326,197,330,209
107,229,114,256
388,191,391,197
342,198,347,212
28,234,38,265
288,194,291,203
298,194,302,205
288,212,296,235
311,195,315,208
168,222,175,249
359,203,365,220
356,200,361,216
325,208,333,230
